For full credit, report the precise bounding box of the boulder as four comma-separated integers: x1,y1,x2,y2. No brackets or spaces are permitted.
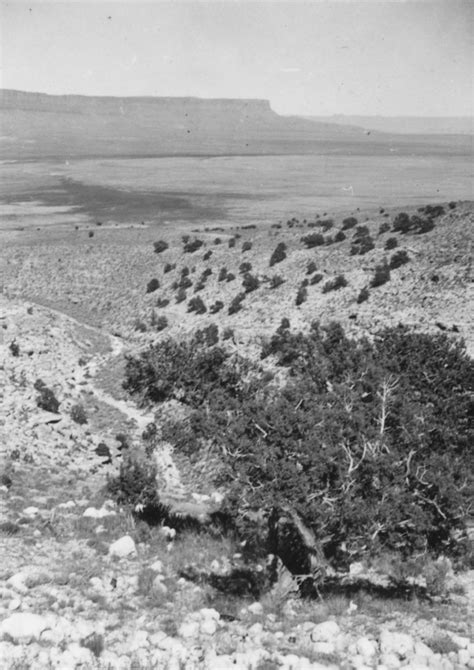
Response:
0,613,49,644
380,631,415,660
108,535,137,558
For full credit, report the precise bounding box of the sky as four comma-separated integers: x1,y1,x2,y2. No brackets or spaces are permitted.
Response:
0,1,472,117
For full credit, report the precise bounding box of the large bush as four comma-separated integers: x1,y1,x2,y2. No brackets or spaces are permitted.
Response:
121,324,473,570
269,242,287,267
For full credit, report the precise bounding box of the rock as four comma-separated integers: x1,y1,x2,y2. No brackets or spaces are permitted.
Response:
459,650,470,665
200,618,218,635
6,574,28,594
150,560,163,573
130,630,148,651
0,613,49,644
380,652,402,669
350,561,365,575
152,575,168,597
380,631,415,660
309,620,340,643
8,599,21,611
83,506,116,519
413,641,434,660
248,602,264,616
178,621,200,639
22,506,40,517
108,535,137,558
448,633,469,649
312,641,336,655
357,636,378,658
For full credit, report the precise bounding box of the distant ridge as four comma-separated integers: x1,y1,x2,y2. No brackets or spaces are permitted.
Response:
0,89,469,159
305,114,473,136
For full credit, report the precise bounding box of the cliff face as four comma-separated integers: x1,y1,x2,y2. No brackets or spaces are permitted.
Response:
0,89,468,159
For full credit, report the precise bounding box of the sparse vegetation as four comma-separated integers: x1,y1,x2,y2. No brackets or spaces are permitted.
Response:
269,242,287,267
9,340,20,357
322,274,348,293
153,240,169,254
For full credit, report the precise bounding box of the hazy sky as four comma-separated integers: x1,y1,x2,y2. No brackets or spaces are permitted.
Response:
1,1,472,116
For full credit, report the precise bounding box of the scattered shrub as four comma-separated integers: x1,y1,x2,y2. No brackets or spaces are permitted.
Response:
155,316,168,331
270,275,285,289
213,237,222,245
175,288,187,304
242,273,260,293
295,285,308,306
228,237,236,248
218,268,228,282
389,250,410,269
385,237,398,251
334,231,346,243
242,241,253,252
378,222,391,236
310,273,323,285
423,204,445,219
9,340,19,357
210,300,224,314
342,217,358,230
301,233,324,249
228,293,245,315
194,282,205,293
269,242,287,267
107,453,165,513
239,262,252,275
226,273,236,282
163,263,175,274
357,286,370,304
88,231,94,238
153,240,169,254
156,297,170,308
146,278,160,294
70,404,87,425
306,261,317,275
188,296,207,314
222,327,235,341
325,235,334,246
322,274,348,293
320,218,334,231
353,225,370,239
36,385,60,413
412,217,435,234
448,201,457,210
392,212,411,234
203,250,213,261
133,319,147,333
184,239,204,253
351,234,375,256
371,260,391,287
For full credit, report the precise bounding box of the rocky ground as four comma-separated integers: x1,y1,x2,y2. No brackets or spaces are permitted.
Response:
0,293,473,669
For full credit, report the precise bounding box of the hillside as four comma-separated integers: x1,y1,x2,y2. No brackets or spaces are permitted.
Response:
305,115,473,137
0,199,473,669
0,89,469,159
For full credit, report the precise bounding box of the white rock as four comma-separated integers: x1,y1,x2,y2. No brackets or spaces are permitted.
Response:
467,642,474,657
6,574,28,593
350,561,365,575
199,607,220,621
83,506,116,519
310,620,340,643
312,642,336,655
178,621,200,638
200,618,218,635
380,631,415,660
414,641,434,660
380,652,402,669
57,500,76,509
0,613,49,644
152,575,168,596
357,636,378,658
449,633,469,649
248,602,264,616
8,599,21,611
150,560,163,573
130,630,148,651
22,506,40,517
459,649,470,665
108,535,137,558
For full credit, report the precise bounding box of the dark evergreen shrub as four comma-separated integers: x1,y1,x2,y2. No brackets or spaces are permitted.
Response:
184,239,204,253
390,250,410,269
270,275,285,289
353,225,370,238
334,231,346,243
175,288,187,304
153,240,169,254
146,278,160,294
351,235,375,256
156,297,170,308
342,216,358,230
385,237,398,251
181,267,190,277
156,316,168,331
392,212,411,234
320,218,334,231
180,277,193,290
357,286,370,304
214,238,222,245
296,285,308,305
242,273,260,293
301,233,324,248
306,261,317,275
310,273,323,285
194,282,205,293
222,328,235,341
371,260,391,287
226,273,236,282
9,340,19,357
378,222,391,236
164,263,175,274
322,274,348,293
203,250,213,261
195,323,219,347
133,319,147,333
70,404,87,425
423,204,445,218
242,241,252,252
218,268,228,282
210,300,224,314
448,201,456,210
36,385,60,413
188,296,207,314
228,293,245,314
412,217,435,234
325,236,334,246
228,237,236,248
269,242,287,267
239,262,252,274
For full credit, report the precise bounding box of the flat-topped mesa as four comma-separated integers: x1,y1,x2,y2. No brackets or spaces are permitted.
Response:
0,89,275,120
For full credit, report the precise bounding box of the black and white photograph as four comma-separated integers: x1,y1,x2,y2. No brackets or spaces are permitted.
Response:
0,1,473,668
